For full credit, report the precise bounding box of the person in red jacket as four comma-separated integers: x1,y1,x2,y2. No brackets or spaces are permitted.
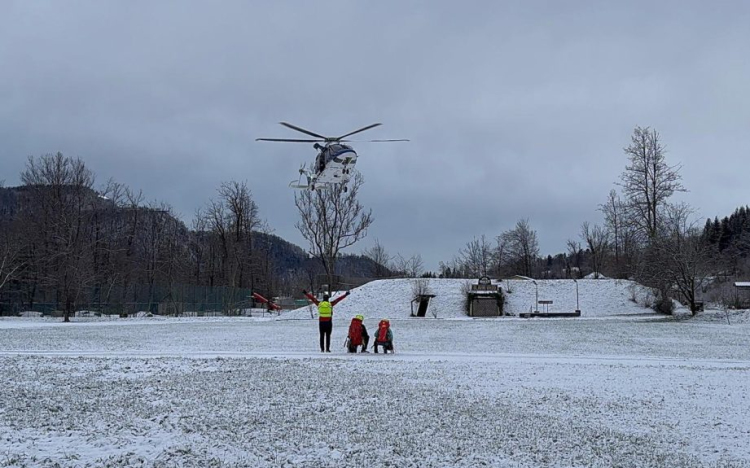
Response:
303,290,350,352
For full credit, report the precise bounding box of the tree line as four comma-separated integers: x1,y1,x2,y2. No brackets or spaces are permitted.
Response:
0,153,379,320
440,126,736,314
3,126,744,318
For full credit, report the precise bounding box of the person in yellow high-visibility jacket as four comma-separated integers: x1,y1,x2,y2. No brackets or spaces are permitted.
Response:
303,290,350,352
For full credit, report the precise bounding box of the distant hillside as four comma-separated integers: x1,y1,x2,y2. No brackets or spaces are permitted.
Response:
0,185,111,221
0,185,385,281
255,230,389,280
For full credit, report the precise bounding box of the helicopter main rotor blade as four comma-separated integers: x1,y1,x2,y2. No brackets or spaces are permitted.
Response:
336,123,382,140
279,122,328,140
256,138,324,143
340,139,410,142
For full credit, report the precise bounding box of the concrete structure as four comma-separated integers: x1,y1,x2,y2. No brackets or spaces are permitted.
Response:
467,277,504,317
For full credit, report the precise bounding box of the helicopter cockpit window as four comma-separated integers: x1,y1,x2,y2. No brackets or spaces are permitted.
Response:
327,144,351,164
325,145,339,164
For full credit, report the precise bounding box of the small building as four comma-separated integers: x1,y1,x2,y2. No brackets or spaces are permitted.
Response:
734,282,750,308
467,276,504,317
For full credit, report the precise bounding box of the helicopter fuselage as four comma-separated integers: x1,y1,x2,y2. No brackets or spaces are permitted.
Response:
313,143,358,185
257,121,406,191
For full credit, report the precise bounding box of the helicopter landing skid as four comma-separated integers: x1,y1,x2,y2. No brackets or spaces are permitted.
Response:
289,181,312,190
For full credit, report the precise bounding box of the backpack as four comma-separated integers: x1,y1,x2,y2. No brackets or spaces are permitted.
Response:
348,319,363,346
377,320,390,342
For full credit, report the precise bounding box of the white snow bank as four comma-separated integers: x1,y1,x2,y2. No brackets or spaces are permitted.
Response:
691,308,750,324
284,278,656,320
584,272,608,279
18,311,43,317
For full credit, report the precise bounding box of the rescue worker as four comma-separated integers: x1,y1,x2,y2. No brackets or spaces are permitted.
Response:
313,144,326,173
373,318,395,354
346,314,369,353
303,289,350,352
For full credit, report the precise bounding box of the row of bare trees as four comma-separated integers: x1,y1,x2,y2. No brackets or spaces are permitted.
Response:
0,153,283,320
443,126,721,314
360,239,426,279
2,152,396,318
440,220,540,279
595,126,716,313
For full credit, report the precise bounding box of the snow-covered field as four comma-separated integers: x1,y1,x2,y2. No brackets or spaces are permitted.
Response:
2,282,750,467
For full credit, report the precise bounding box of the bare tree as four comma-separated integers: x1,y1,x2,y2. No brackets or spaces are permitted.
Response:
295,172,373,295
252,222,277,298
20,153,97,321
566,239,582,278
500,219,539,277
406,254,424,278
218,181,260,289
493,235,509,278
619,126,685,240
0,230,23,292
600,189,624,266
137,203,177,311
1,179,23,292
411,277,432,297
459,235,493,277
438,257,463,278
650,203,717,314
200,181,263,311
580,222,609,279
393,253,424,278
190,208,209,285
363,238,391,278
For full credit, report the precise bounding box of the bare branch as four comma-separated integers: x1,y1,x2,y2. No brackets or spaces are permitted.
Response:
295,172,373,294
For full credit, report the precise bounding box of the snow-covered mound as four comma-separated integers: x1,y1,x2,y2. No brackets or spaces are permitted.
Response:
584,272,608,279
283,278,656,320
501,278,655,316
691,308,750,324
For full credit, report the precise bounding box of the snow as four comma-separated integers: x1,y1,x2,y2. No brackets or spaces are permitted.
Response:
584,272,608,279
18,311,42,318
1,280,749,467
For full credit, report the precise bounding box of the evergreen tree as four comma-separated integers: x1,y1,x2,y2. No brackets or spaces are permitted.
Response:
719,217,733,252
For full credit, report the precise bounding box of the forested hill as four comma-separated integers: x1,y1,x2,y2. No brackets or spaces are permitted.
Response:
703,205,750,254
0,184,383,287
252,230,383,278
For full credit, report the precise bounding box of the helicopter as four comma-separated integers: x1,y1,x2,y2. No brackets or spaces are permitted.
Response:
256,122,408,191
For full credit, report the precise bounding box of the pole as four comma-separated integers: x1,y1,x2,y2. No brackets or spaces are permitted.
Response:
574,279,580,312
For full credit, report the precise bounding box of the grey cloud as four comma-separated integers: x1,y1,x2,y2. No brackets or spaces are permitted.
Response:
2,1,749,270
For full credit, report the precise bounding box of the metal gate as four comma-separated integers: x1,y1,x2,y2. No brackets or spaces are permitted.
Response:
471,297,500,317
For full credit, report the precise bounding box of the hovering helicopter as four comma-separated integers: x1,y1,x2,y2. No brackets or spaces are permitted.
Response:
256,122,408,191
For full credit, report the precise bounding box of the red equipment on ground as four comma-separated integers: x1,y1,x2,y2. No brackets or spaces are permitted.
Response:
348,318,363,346
377,320,390,342
252,292,281,311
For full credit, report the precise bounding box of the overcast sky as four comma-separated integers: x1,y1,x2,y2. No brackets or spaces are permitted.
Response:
2,1,749,271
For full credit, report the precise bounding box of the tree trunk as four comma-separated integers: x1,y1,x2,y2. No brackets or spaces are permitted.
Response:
64,296,73,322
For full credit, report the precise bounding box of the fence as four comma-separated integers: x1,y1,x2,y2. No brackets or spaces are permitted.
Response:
0,283,256,317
